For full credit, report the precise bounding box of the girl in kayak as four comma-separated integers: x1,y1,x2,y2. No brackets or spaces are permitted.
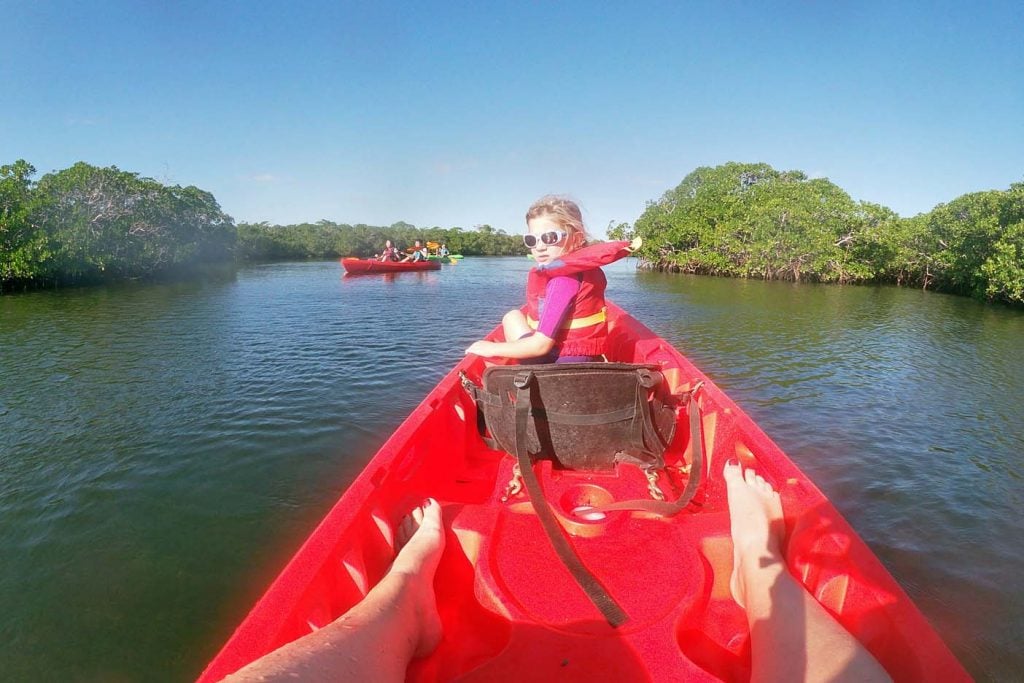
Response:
221,468,890,682
379,239,401,262
465,195,611,363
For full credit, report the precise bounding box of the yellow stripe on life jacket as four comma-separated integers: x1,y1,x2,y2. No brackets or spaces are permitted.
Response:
527,307,607,331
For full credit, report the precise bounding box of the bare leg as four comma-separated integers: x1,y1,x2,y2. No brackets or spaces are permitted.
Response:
725,462,890,683
224,499,445,683
501,309,532,342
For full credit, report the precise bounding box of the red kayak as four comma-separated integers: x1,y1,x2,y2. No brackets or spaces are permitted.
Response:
341,257,441,274
198,303,968,682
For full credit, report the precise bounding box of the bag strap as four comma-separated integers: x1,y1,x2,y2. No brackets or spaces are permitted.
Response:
591,384,705,517
628,367,668,460
512,370,628,628
459,371,499,451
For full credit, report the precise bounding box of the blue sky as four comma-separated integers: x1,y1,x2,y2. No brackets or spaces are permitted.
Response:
2,1,1022,235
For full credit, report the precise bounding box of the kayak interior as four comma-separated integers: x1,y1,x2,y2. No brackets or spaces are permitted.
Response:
198,303,966,682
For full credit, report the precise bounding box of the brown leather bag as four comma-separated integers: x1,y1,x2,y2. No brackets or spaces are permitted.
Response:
461,363,678,471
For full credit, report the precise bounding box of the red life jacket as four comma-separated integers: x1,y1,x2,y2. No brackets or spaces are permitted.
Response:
525,239,639,357
525,266,608,357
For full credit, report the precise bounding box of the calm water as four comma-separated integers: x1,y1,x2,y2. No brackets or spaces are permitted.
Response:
2,258,1022,681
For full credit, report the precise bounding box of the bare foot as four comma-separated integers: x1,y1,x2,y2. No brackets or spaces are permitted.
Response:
724,461,785,609
222,500,448,682
387,498,446,657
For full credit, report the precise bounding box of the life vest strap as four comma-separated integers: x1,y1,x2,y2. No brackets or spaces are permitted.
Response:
527,306,607,331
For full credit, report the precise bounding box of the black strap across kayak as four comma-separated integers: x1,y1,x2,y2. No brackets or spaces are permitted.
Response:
513,370,628,628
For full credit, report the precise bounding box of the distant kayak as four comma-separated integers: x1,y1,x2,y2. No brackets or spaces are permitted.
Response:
340,258,441,274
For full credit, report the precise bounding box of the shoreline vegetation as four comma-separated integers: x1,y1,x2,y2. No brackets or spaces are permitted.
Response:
614,162,1023,306
0,160,522,294
2,159,1022,305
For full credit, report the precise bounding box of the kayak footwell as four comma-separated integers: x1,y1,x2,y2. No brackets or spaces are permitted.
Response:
403,449,936,682
406,454,751,682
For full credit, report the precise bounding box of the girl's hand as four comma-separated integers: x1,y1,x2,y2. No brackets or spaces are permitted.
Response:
465,340,495,357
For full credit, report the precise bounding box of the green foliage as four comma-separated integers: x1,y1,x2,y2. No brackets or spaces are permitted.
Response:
913,186,1024,300
0,160,52,284
633,162,897,284
31,162,235,283
980,220,1024,304
2,160,235,290
607,221,633,241
634,162,1024,306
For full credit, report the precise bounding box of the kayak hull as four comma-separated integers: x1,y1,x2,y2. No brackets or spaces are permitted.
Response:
340,257,441,273
198,303,968,682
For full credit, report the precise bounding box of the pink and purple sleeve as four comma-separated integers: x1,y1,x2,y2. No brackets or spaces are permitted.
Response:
536,276,581,338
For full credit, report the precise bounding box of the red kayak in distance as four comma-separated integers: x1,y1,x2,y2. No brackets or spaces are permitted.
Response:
198,303,968,683
340,257,441,274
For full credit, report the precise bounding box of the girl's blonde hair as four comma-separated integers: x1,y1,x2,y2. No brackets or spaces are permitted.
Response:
526,195,589,252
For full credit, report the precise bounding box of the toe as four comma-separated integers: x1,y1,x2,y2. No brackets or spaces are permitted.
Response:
723,460,742,481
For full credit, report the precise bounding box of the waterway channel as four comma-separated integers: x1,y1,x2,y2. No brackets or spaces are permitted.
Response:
1,257,1021,680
